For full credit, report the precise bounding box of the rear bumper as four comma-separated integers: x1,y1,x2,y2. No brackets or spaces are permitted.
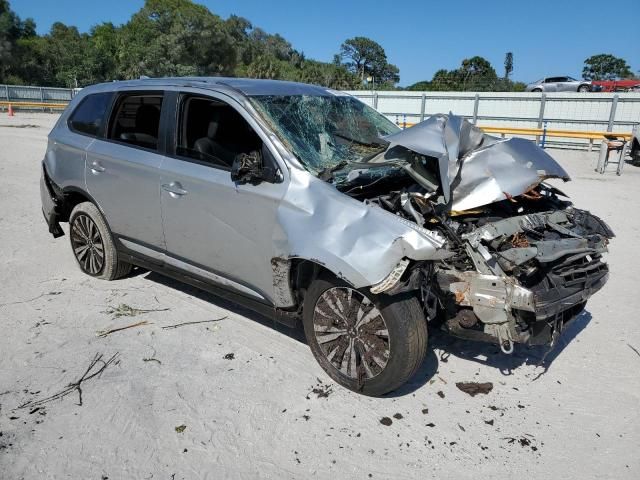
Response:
40,164,64,238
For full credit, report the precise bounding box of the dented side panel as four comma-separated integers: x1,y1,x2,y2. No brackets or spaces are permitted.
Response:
270,165,450,298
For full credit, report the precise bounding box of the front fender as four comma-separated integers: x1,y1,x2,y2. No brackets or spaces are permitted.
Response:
273,168,450,297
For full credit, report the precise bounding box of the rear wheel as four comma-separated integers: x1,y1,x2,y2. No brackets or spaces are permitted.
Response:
532,88,542,92
302,275,427,396
578,85,590,92
69,202,131,280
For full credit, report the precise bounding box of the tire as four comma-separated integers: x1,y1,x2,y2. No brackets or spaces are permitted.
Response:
302,274,428,396
69,202,131,280
578,85,590,92
532,88,542,92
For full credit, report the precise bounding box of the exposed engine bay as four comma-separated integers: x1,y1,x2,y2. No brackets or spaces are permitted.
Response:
329,114,614,353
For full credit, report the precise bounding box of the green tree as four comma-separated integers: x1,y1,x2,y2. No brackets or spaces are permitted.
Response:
582,54,633,80
0,0,36,83
459,56,498,90
338,36,400,85
117,0,237,79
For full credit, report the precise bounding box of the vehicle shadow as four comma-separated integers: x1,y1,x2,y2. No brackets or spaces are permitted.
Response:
142,270,307,343
428,310,593,378
141,268,590,393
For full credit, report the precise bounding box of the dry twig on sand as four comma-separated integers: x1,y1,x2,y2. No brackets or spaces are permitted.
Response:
103,303,169,319
96,320,151,338
19,353,119,408
161,316,227,330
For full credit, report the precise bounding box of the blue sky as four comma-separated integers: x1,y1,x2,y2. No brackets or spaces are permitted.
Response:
12,0,640,86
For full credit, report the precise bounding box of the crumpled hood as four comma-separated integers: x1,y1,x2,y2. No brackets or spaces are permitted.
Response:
382,114,570,211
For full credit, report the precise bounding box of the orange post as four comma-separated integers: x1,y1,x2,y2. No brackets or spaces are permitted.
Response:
8,103,14,116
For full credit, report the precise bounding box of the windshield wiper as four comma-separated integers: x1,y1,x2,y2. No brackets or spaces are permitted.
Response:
318,160,348,182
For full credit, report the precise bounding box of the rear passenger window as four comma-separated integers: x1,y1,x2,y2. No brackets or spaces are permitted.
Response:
108,93,163,150
68,93,112,137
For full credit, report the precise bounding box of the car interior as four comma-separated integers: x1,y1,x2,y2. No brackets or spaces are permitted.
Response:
177,96,262,168
109,94,164,150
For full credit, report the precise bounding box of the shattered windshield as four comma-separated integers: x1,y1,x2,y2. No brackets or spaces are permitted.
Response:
249,94,400,174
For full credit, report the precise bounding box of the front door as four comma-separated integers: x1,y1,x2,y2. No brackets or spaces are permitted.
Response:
159,92,287,304
86,90,167,249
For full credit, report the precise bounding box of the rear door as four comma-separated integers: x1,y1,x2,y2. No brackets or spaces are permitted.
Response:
158,90,288,304
556,77,573,92
543,77,561,92
85,89,167,249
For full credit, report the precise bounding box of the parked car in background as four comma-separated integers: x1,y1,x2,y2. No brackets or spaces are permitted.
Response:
526,76,592,92
591,79,640,92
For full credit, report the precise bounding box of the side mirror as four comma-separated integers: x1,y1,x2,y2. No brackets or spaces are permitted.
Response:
231,146,280,185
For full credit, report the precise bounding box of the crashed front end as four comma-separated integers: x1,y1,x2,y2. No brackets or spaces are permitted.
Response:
337,114,614,352
431,205,612,352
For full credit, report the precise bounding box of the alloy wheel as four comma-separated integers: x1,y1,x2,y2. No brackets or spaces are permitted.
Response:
313,287,390,380
70,213,105,275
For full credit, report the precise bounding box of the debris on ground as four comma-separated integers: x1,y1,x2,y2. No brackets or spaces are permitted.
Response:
223,353,235,360
142,358,162,365
96,320,151,338
18,353,119,408
455,382,494,397
437,391,445,399
379,417,392,426
175,425,187,433
393,413,403,420
503,435,538,452
161,317,227,330
103,303,169,319
306,379,333,399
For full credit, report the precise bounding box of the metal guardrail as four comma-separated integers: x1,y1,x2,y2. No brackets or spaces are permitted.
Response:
0,101,68,110
397,121,631,150
1,84,75,103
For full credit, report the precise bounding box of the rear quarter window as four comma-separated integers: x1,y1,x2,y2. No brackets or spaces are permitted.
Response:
68,93,113,137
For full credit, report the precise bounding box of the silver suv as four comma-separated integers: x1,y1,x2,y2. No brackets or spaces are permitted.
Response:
41,78,613,395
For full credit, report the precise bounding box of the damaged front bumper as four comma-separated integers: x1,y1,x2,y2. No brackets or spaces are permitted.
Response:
442,267,608,352
431,208,613,352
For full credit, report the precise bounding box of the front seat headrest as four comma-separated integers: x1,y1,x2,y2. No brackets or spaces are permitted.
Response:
135,104,161,135
207,120,219,139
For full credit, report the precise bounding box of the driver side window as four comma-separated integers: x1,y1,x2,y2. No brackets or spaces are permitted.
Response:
176,95,262,170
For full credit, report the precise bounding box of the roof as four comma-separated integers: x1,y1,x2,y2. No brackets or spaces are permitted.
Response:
92,77,336,97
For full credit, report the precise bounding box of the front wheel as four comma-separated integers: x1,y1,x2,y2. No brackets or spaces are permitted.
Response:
578,85,590,92
302,275,428,396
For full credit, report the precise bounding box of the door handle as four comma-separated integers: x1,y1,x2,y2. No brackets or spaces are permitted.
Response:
162,182,188,197
90,161,105,174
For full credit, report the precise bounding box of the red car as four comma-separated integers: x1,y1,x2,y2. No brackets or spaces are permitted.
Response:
592,79,640,92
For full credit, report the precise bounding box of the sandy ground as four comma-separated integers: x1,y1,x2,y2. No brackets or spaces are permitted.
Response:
0,113,639,480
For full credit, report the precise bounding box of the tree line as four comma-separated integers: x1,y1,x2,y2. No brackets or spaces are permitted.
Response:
0,0,635,91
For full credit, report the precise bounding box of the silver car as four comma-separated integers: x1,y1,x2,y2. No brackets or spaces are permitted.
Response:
41,78,613,395
526,76,592,92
